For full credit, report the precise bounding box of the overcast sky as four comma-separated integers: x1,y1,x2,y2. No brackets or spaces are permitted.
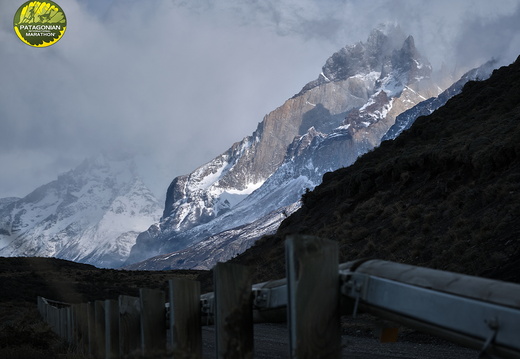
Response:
1,0,519,200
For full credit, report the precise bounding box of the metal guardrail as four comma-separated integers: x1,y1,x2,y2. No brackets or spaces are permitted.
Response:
38,236,520,358
199,258,520,358
339,259,520,358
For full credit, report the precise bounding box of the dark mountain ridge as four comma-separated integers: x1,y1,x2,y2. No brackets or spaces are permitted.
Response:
231,55,520,284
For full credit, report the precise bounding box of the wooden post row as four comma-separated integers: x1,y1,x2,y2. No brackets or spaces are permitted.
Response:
37,298,68,343
286,235,341,359
214,262,254,359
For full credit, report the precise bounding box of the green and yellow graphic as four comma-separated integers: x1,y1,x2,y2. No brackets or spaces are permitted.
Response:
13,1,67,47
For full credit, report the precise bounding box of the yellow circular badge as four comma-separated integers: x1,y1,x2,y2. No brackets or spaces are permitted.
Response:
13,1,67,47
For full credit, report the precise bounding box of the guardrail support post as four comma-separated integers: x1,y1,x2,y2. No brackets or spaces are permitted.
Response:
286,235,341,359
214,262,253,359
169,278,202,358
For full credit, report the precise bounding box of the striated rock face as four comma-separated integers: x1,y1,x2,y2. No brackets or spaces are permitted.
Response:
126,25,447,268
0,154,162,268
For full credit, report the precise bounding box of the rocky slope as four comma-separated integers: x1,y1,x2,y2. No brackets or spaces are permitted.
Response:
0,154,162,268
126,25,444,268
231,56,520,285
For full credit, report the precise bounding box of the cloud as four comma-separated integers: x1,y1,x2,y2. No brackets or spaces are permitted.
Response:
0,0,519,199
452,3,520,68
0,0,330,198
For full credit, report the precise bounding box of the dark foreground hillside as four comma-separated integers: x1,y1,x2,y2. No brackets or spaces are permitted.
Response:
233,55,520,285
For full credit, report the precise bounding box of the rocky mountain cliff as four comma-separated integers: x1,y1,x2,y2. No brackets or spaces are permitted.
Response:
126,25,447,268
127,61,494,271
0,154,162,268
231,56,520,285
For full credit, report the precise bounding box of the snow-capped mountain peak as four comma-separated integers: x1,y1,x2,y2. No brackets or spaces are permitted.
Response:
0,153,162,268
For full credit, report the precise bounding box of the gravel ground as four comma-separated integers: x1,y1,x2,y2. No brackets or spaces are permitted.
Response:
201,322,481,358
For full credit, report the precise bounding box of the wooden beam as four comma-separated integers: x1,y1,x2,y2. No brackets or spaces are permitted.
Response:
286,235,341,359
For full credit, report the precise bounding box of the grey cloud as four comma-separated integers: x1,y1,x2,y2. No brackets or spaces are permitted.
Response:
0,0,519,199
453,4,520,68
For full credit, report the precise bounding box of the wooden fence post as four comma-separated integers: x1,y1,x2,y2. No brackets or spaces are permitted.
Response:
214,262,253,359
37,296,46,320
105,299,120,359
59,307,66,339
140,288,166,356
286,235,341,359
87,302,96,356
71,304,78,348
119,295,141,357
168,278,202,358
93,300,106,359
74,303,90,354
66,306,73,344
48,305,58,334
59,307,72,342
